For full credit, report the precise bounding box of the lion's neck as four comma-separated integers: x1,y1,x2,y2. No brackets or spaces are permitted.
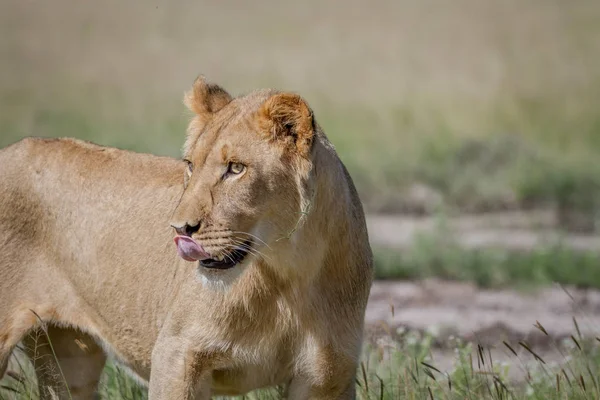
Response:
265,135,368,287
205,135,371,328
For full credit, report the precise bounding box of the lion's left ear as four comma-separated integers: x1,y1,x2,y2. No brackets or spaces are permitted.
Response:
258,93,314,157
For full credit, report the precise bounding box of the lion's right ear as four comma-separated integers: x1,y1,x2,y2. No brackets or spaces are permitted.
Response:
184,75,233,119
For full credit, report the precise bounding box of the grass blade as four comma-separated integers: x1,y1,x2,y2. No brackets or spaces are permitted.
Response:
519,342,546,364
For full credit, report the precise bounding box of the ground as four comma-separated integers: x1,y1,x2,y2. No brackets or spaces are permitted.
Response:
366,280,600,380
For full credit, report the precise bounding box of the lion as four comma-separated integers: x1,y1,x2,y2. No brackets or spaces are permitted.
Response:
0,76,373,399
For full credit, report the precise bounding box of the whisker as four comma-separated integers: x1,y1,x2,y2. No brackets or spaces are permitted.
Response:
229,242,271,262
228,237,260,252
231,239,275,263
202,243,250,264
194,228,231,236
195,229,272,252
223,250,235,264
230,231,272,250
220,244,262,263
196,233,232,241
223,241,272,262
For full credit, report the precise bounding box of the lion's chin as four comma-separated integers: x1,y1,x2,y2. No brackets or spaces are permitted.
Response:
195,263,245,291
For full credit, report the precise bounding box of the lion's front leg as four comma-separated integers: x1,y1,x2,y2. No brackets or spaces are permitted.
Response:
287,344,358,400
148,337,211,400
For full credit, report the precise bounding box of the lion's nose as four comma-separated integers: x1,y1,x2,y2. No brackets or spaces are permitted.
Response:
171,222,201,237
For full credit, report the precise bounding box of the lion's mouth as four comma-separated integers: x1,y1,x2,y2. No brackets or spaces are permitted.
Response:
199,241,251,270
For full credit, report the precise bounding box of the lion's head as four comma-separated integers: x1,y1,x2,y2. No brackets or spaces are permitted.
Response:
170,77,318,282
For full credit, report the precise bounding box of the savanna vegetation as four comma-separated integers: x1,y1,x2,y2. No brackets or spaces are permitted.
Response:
2,0,600,398
2,317,599,399
2,0,600,215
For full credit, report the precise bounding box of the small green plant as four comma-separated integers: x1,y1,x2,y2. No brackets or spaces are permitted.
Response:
98,362,147,400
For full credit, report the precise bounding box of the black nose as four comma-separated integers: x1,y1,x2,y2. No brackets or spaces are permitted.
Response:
172,222,201,237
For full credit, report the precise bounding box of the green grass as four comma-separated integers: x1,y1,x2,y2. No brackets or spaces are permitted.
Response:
3,87,600,216
374,238,600,290
2,322,599,399
0,358,148,400
2,0,600,214
355,326,600,400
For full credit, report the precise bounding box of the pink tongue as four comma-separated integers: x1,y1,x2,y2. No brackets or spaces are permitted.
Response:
174,235,210,262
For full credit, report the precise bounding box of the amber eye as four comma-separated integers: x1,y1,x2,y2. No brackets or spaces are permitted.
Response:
228,162,245,175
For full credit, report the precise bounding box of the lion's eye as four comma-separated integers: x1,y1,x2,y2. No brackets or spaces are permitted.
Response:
228,162,245,175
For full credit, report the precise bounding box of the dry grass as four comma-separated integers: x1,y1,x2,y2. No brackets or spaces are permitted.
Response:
2,0,599,107
1,317,599,399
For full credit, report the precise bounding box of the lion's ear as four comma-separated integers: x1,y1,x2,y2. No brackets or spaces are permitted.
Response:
184,75,233,119
258,93,314,157
182,76,233,157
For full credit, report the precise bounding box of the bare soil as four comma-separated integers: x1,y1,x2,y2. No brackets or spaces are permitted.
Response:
366,280,600,344
364,279,600,378
364,211,600,376
365,211,600,343
367,210,600,251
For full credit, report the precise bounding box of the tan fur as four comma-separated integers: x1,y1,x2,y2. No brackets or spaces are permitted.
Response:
0,78,373,399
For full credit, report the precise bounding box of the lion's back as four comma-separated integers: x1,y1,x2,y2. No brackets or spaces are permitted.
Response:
0,136,184,278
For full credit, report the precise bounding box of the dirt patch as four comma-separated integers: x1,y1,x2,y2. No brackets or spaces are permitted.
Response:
366,279,600,344
367,210,600,251
364,279,600,378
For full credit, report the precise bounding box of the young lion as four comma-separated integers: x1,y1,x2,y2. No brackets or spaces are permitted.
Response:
0,77,373,399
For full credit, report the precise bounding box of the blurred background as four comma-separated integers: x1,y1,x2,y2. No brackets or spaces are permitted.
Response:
3,0,600,283
2,0,600,397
